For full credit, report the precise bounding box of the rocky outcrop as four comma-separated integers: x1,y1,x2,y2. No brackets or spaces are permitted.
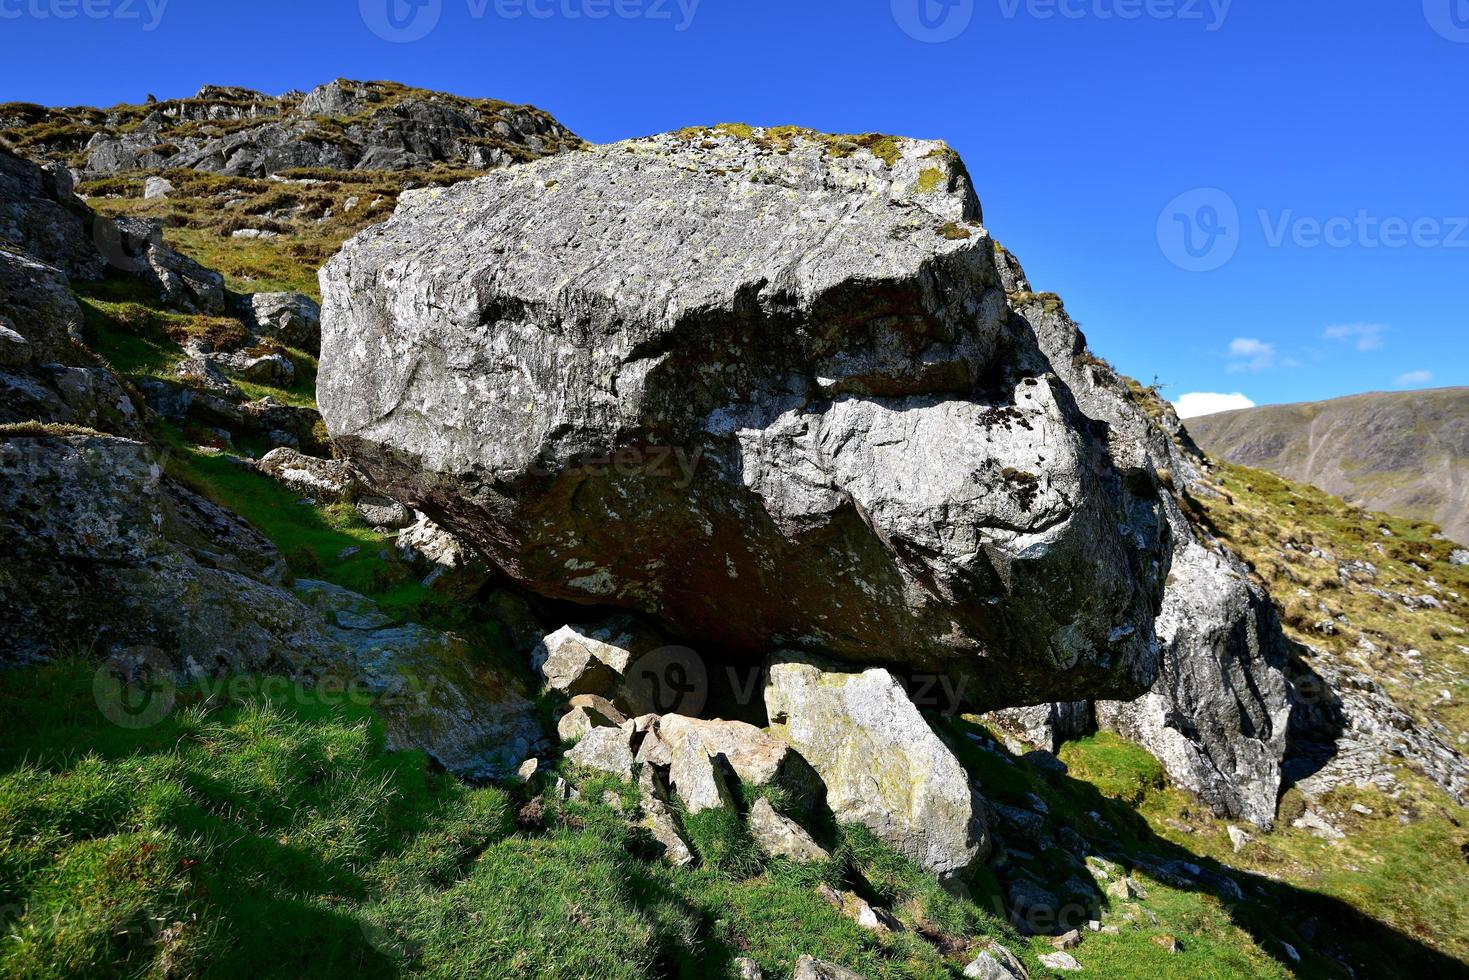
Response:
295,579,546,780
997,248,1292,828
0,146,102,279
0,434,338,672
764,654,989,882
319,127,1168,709
48,80,581,179
257,447,362,501
244,292,322,352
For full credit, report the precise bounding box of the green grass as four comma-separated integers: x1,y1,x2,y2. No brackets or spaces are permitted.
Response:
1059,733,1167,806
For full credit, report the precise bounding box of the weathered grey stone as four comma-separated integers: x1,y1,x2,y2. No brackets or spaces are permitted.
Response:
793,955,867,980
0,434,340,672
144,175,175,200
765,654,989,881
982,702,1093,754
565,723,638,781
1096,540,1290,829
557,700,622,742
816,884,897,933
1227,825,1253,853
1037,952,1080,972
0,146,103,279
247,292,322,352
257,447,361,501
298,579,545,779
1000,248,1292,829
396,512,492,599
356,495,414,529
734,958,764,980
964,942,1028,979
634,715,806,798
749,797,829,864
668,732,735,814
318,128,1167,710
108,216,226,314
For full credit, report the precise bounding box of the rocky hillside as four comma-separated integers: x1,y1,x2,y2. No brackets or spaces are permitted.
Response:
0,79,582,178
1,92,1467,979
1187,388,1469,545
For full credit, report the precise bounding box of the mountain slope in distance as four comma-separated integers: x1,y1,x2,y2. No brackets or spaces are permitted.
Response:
1187,387,1469,545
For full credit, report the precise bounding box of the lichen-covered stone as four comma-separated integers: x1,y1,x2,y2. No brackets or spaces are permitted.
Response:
764,654,989,881
749,797,828,864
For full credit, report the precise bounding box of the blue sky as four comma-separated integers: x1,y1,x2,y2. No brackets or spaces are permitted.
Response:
3,0,1465,415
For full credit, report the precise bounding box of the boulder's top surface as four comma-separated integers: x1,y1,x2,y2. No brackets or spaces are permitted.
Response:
319,128,1168,708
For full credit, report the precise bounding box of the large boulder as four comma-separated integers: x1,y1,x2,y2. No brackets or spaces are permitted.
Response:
319,128,1167,708
764,654,989,882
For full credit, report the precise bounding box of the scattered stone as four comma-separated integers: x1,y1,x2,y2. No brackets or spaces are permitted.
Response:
1450,550,1468,567
793,956,867,980
734,957,763,980
1052,929,1082,950
1105,877,1147,901
144,175,174,199
247,291,322,352
668,734,735,815
748,797,829,864
816,885,897,933
557,705,615,742
765,654,989,882
564,724,638,781
1292,810,1346,841
1280,941,1301,963
1151,935,1180,953
517,758,539,781
257,447,360,502
1227,825,1253,853
1037,952,1081,972
963,942,1028,979
356,495,414,529
533,619,636,698
635,715,809,801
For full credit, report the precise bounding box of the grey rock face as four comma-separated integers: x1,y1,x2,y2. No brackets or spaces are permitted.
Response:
395,512,492,599
296,579,545,780
748,797,829,864
565,723,639,781
0,146,103,279
319,129,1166,707
0,434,340,672
246,292,322,352
1096,542,1290,828
108,216,227,314
1000,249,1292,828
764,653,989,881
793,956,867,980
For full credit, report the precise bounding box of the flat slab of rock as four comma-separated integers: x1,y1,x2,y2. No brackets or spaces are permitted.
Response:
765,653,989,881
748,797,828,863
257,447,360,502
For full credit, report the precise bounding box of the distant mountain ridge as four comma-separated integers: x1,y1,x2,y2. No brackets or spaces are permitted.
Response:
1187,387,1469,544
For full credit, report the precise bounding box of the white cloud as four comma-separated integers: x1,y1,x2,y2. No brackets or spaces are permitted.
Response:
1226,337,1281,373
1173,392,1258,419
1395,370,1433,386
1323,323,1387,352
